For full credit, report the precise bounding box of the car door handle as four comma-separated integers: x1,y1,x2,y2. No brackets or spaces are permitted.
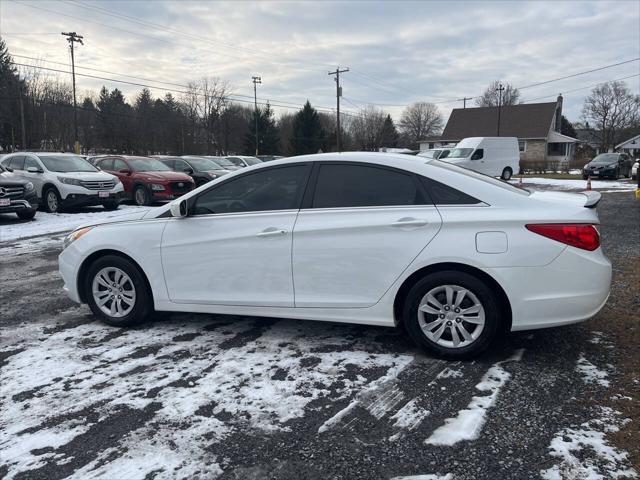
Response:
391,218,428,227
256,227,287,237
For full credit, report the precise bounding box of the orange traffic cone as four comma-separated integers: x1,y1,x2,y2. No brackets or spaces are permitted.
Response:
586,176,592,191
518,176,523,188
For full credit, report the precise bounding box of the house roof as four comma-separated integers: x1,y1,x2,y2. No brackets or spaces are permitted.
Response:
615,134,640,149
439,102,558,140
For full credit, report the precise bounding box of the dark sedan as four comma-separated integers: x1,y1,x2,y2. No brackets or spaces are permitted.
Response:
0,163,38,219
583,153,633,180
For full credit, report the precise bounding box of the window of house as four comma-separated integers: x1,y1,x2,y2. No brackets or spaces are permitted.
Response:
547,143,567,156
518,140,526,152
312,164,422,208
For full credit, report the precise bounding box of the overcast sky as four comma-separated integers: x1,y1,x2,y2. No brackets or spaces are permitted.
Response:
1,0,639,123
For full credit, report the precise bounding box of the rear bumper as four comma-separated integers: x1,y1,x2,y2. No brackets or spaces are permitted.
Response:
485,246,612,331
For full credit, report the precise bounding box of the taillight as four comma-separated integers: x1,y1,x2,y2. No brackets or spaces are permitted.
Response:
525,224,600,251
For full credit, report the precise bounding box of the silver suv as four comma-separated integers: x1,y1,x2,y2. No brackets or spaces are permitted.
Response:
0,152,124,213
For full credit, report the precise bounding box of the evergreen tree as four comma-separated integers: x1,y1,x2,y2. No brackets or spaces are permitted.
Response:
380,114,399,147
245,102,280,155
0,37,24,151
291,101,324,155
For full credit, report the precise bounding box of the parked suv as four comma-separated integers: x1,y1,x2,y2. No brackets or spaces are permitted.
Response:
0,152,123,213
158,156,231,187
0,163,38,219
583,153,633,179
95,156,194,206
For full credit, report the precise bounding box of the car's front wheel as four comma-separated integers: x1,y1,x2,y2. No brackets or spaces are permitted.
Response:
85,255,152,327
403,271,502,359
103,200,119,211
17,209,36,220
134,185,150,206
501,167,512,181
43,188,61,213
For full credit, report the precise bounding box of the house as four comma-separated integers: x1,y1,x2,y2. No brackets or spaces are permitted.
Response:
420,96,577,165
615,134,640,158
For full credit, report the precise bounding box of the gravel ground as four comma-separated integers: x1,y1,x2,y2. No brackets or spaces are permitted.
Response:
0,191,638,480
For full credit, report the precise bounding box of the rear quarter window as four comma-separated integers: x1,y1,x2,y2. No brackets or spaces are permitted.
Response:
419,177,481,205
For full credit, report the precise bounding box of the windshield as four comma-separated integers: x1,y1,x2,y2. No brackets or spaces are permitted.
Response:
418,150,437,159
446,148,474,159
244,157,262,165
591,154,618,164
431,159,530,196
128,158,173,172
439,150,451,159
40,155,97,172
211,157,235,167
226,157,245,166
187,158,224,171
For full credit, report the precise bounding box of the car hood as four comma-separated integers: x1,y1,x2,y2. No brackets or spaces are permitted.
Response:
585,162,615,168
137,171,193,182
0,171,29,186
55,171,117,181
77,208,152,230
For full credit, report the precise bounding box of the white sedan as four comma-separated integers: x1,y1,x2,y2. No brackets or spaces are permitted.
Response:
59,153,611,359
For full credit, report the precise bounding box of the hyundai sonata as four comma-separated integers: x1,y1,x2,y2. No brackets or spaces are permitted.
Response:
59,153,611,358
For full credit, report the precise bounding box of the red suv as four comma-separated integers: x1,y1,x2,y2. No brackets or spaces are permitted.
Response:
95,156,194,206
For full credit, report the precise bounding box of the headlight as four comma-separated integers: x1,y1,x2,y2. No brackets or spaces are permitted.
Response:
24,181,34,191
63,226,93,250
57,176,83,186
151,183,165,191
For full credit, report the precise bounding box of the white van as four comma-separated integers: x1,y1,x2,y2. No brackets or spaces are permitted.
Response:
439,137,519,180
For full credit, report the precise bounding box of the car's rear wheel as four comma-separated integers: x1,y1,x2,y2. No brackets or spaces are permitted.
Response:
403,271,502,359
17,209,36,220
43,188,61,213
85,255,152,327
134,185,150,206
501,167,512,181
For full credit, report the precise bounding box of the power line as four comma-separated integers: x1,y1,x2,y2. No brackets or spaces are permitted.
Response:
521,73,640,103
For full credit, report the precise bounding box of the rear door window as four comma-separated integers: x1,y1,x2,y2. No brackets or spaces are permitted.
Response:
9,156,25,170
311,163,424,208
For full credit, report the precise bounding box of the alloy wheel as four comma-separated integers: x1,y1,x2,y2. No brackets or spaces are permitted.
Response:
134,188,147,206
91,267,137,318
417,284,485,348
46,191,58,212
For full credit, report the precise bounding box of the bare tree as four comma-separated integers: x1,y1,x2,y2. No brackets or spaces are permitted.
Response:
398,102,442,148
349,105,387,151
582,80,639,151
475,80,520,107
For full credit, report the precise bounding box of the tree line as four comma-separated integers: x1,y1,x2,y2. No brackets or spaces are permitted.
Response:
1,37,637,155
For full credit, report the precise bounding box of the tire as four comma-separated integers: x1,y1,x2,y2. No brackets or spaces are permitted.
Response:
43,187,62,213
133,185,150,206
17,209,36,220
402,271,502,359
85,255,152,327
501,167,513,181
103,200,119,211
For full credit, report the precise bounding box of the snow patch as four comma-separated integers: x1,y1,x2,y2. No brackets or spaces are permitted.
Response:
540,407,637,480
389,399,430,441
425,349,524,446
390,474,453,480
576,354,610,388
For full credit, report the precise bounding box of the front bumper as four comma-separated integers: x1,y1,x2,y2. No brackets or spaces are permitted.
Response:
584,168,616,178
485,246,612,331
0,197,39,213
61,191,126,208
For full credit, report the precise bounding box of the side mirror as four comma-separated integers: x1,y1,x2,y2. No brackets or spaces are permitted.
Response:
119,168,132,175
5,166,14,172
170,199,188,218
183,168,194,175
26,166,42,173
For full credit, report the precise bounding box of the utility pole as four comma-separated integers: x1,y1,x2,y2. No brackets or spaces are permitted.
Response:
19,84,26,148
328,67,349,152
252,76,261,156
496,83,505,136
62,31,83,153
462,97,472,109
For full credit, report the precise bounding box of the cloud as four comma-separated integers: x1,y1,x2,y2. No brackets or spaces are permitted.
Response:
1,0,638,123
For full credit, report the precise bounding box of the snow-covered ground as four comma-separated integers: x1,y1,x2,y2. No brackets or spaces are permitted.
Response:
0,205,153,244
514,177,636,192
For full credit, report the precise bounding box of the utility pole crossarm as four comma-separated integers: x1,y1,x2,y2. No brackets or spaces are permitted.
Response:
328,67,349,153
